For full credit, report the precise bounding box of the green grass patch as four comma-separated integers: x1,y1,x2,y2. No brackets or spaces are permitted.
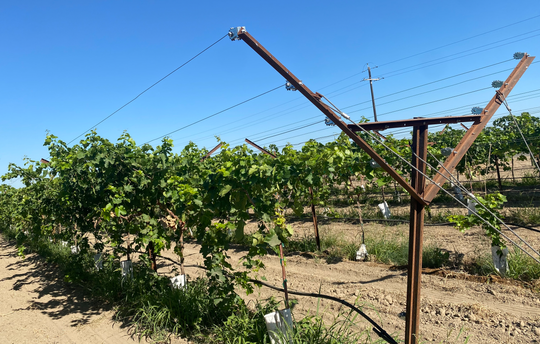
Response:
209,297,396,344
469,248,540,282
287,229,450,268
507,206,540,226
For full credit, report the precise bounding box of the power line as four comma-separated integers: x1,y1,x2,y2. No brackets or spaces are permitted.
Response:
149,25,539,151
345,65,517,114
247,92,540,148
144,84,285,144
226,61,525,145
255,120,324,142
379,14,540,67
360,87,493,117
228,86,537,149
169,39,533,149
67,34,229,145
342,59,514,110
381,29,540,79
172,49,521,147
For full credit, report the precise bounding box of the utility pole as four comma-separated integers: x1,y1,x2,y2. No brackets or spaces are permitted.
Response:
364,64,381,122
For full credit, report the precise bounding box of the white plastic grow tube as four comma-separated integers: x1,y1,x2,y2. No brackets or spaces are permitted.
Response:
356,243,368,261
491,246,509,276
264,308,293,344
121,260,133,281
377,201,391,219
170,274,186,289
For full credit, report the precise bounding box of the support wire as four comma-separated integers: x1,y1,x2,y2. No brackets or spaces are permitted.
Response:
336,111,540,264
68,34,229,145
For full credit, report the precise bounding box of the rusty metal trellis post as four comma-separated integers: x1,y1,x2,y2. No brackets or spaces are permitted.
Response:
230,26,534,344
405,124,428,344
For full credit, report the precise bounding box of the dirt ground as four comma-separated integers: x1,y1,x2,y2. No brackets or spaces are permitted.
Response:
0,236,189,344
165,221,540,344
1,220,539,343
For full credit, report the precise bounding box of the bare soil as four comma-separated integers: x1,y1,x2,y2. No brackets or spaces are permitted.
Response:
1,221,539,343
163,221,540,344
0,237,188,344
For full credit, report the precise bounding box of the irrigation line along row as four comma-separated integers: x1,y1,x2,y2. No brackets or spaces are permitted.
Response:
176,264,398,344
338,114,540,264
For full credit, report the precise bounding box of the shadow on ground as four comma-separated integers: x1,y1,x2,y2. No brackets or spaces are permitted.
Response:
0,238,130,329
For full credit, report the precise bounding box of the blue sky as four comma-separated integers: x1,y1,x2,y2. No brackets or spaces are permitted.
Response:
2,1,540,183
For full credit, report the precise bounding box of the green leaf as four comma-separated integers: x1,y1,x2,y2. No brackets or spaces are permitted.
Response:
219,185,232,197
265,233,281,247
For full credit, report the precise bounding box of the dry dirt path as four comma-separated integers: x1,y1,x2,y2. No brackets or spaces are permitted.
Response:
0,236,189,344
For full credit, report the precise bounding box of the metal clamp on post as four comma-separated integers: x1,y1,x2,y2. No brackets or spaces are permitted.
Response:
228,26,246,41
513,52,526,60
285,81,297,91
471,107,484,115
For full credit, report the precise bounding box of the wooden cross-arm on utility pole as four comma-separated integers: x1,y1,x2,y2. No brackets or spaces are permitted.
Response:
422,53,535,203
230,27,427,206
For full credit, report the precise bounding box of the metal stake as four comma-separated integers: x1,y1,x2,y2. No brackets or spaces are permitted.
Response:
405,125,428,344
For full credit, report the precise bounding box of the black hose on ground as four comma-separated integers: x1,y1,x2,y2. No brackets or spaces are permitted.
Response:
247,277,399,344
507,222,540,234
179,264,398,344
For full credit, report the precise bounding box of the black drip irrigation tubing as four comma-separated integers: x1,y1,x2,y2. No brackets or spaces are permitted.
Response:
289,216,540,232
508,222,540,234
247,277,398,344
288,216,454,226
178,264,397,344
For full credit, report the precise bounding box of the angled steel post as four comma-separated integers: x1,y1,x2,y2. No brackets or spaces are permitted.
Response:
423,54,535,202
245,138,276,158
200,143,223,162
233,27,426,206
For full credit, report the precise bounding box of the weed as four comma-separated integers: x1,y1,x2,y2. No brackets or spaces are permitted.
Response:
468,248,540,281
507,206,540,226
520,171,540,186
287,229,450,268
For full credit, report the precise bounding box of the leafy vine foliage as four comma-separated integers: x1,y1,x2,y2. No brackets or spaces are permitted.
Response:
448,193,508,248
0,112,537,304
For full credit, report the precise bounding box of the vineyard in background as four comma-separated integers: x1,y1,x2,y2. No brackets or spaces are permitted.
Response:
0,111,539,342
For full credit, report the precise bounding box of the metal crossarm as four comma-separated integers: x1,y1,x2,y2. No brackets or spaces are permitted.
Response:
235,29,427,206
423,54,535,202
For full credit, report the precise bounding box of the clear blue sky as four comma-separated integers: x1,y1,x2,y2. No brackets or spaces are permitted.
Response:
2,1,540,184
